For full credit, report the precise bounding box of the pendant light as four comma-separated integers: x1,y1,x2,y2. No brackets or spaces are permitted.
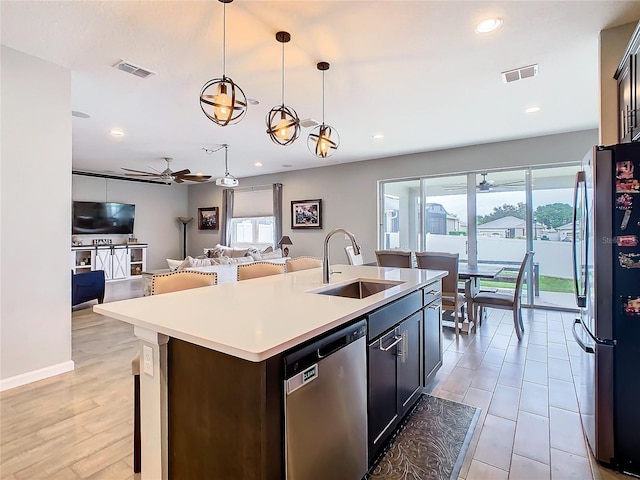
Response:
308,61,340,158
199,0,247,126
266,31,300,145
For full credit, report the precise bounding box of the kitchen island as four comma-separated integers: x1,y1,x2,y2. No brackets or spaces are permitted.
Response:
94,264,446,480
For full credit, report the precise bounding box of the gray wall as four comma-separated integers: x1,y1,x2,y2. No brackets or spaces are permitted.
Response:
1,47,73,388
189,129,598,265
72,176,189,270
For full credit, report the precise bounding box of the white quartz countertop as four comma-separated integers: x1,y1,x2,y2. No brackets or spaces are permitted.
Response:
94,265,446,362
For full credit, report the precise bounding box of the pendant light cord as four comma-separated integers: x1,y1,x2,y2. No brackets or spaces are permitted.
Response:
222,1,227,77
322,70,325,124
281,40,285,105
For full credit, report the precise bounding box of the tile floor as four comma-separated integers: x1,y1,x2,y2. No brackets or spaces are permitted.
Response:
427,308,630,480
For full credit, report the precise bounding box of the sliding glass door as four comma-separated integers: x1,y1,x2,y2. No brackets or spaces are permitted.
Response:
379,164,580,310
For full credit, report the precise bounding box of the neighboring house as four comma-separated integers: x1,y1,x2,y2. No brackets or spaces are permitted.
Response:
556,222,574,242
477,215,545,239
425,203,464,235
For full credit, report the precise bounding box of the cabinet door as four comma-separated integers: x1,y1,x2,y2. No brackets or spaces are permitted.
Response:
368,328,400,456
618,56,633,143
112,247,128,279
423,303,443,385
633,54,640,142
95,248,113,280
397,312,422,415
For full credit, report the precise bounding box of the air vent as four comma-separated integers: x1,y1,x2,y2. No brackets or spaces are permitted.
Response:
501,64,538,83
114,60,156,79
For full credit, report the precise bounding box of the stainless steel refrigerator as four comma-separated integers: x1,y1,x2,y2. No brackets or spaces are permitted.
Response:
572,143,640,476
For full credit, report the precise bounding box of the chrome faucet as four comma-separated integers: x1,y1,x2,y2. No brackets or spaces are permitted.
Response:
323,228,361,283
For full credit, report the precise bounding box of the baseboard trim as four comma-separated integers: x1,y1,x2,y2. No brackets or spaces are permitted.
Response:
0,360,75,392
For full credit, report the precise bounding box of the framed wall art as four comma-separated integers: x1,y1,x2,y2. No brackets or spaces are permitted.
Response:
291,199,322,229
198,207,219,230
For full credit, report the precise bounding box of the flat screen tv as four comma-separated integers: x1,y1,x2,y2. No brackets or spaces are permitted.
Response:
72,201,135,234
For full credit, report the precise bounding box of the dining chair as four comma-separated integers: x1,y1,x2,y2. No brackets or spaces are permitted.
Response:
415,251,466,339
285,256,322,272
471,251,534,341
151,270,218,295
345,245,364,265
374,249,412,268
133,270,218,472
237,261,286,281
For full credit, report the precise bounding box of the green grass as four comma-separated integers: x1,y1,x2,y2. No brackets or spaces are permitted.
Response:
480,275,574,293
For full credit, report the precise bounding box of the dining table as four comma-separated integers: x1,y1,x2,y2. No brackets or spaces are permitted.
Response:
457,263,505,333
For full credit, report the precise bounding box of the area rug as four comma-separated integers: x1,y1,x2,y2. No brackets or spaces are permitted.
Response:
365,394,480,480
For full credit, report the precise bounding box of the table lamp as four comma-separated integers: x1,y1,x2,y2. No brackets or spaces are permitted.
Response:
278,235,293,257
177,217,193,259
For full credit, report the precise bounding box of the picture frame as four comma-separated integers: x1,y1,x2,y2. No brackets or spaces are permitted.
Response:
291,199,322,229
198,207,219,230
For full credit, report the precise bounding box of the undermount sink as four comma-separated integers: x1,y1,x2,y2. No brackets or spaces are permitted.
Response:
312,279,404,299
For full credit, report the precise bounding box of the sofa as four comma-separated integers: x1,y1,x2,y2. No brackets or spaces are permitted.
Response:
72,269,106,306
142,246,288,295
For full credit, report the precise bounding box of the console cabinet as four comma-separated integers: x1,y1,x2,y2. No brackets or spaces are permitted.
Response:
71,244,147,281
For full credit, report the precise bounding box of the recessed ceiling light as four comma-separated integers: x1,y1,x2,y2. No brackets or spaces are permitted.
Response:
110,129,125,137
254,161,263,167
282,164,293,168
372,134,384,139
525,106,541,113
248,98,260,105
475,18,503,34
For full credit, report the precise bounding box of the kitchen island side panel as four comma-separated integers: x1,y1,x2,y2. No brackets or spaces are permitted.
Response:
168,338,284,480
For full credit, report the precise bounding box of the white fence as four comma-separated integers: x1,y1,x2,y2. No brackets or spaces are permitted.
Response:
425,234,573,279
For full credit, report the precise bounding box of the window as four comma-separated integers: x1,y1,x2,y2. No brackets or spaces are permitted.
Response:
228,187,278,249
230,217,274,249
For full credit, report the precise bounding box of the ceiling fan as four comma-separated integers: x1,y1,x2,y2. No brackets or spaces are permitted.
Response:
121,157,211,183
443,173,524,192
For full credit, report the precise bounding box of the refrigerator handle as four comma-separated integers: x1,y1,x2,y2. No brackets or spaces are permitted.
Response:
572,171,587,308
572,318,595,354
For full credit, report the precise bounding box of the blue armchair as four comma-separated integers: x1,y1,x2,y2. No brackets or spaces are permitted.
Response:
72,270,106,306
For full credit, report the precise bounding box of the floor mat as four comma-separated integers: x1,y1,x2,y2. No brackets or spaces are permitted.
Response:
366,394,480,480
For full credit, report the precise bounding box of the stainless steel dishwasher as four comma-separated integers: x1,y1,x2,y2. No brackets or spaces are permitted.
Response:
284,319,368,480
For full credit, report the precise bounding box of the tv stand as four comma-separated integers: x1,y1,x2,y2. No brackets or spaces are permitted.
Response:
71,244,147,281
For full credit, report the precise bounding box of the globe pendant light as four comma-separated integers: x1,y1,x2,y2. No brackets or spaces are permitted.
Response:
266,31,300,145
199,0,247,126
308,62,339,158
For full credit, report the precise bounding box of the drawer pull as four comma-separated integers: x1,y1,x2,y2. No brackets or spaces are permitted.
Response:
380,335,402,352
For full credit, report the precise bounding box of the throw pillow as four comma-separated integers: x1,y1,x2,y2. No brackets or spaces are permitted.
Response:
166,259,183,271
261,248,283,260
262,246,273,254
176,257,193,271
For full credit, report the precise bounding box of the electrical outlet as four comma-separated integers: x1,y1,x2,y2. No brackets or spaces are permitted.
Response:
143,345,153,377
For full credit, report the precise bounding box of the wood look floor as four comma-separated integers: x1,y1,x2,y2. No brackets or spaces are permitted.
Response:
0,279,631,480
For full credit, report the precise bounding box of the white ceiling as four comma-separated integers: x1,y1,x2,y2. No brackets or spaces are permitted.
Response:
2,1,639,182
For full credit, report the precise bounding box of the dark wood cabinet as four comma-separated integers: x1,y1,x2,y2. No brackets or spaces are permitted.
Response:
397,312,422,414
616,22,640,143
423,302,443,384
367,312,422,462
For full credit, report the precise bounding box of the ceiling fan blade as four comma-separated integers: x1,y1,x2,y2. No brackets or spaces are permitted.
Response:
172,169,191,176
125,173,161,178
173,177,184,184
181,175,212,182
122,167,156,175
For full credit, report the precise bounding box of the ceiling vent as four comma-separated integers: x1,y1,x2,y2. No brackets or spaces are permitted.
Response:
501,64,538,83
114,60,156,79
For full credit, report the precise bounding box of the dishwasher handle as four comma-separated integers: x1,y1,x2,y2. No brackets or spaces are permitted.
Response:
284,320,367,378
